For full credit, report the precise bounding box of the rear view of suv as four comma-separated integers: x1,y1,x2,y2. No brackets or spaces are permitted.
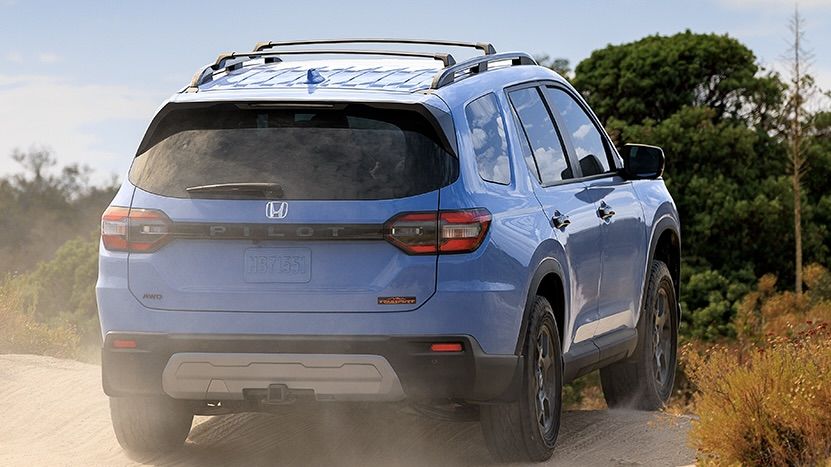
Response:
97,39,681,463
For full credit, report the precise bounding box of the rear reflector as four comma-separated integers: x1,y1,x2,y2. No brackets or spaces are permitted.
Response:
384,208,491,255
101,206,172,252
430,343,463,352
112,339,137,349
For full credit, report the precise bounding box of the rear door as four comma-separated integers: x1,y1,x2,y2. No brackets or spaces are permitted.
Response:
507,85,603,345
544,86,647,337
125,103,457,313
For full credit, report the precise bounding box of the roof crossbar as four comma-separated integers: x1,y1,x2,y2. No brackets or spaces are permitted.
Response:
430,52,537,89
187,49,456,90
253,38,497,56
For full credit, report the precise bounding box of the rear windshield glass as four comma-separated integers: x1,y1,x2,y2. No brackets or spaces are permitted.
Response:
129,104,457,200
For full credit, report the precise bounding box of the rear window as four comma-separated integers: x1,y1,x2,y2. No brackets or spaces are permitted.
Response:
129,104,457,200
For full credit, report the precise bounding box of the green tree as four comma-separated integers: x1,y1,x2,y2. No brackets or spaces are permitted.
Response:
572,31,829,339
573,30,784,126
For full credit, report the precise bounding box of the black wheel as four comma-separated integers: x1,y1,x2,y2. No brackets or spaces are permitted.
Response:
480,295,563,463
110,396,194,455
600,260,678,410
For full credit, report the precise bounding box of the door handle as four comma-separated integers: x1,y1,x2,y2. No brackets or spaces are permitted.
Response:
552,210,571,229
598,201,616,220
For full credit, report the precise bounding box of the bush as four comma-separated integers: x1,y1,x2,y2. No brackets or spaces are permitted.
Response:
687,326,831,465
6,234,101,346
0,281,81,359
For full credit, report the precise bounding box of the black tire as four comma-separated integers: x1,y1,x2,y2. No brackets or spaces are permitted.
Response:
600,260,677,410
110,396,194,455
480,295,563,463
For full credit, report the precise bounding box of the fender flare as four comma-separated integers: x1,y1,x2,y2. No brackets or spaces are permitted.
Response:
513,257,566,355
638,214,682,325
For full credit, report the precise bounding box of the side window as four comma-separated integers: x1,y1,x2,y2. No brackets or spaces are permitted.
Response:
545,87,611,177
465,93,510,185
508,87,572,186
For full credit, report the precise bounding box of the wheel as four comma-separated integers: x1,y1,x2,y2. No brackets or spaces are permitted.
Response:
600,260,678,410
109,396,194,455
480,295,563,462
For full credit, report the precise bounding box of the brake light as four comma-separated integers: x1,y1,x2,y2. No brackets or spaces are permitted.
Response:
101,206,172,252
384,208,491,255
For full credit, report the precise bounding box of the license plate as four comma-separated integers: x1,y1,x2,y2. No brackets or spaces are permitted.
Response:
244,248,311,283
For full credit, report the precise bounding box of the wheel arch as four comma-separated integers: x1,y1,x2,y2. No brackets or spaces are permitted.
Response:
643,216,681,322
514,257,567,355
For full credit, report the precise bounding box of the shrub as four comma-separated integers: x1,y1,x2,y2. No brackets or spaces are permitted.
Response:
11,233,101,345
687,326,831,465
0,282,81,359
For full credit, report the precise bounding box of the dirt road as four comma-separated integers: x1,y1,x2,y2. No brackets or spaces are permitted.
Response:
0,354,695,466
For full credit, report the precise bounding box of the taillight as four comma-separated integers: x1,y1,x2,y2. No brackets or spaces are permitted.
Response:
384,208,491,255
101,206,172,252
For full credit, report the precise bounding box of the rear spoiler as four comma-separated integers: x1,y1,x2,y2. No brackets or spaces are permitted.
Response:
134,100,458,158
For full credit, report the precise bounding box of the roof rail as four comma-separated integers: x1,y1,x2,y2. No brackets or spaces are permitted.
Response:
430,52,537,89
253,38,496,56
186,49,456,91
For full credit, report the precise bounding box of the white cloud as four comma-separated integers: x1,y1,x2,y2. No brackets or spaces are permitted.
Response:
5,51,22,63
37,52,60,64
572,123,591,140
0,74,162,179
717,0,831,8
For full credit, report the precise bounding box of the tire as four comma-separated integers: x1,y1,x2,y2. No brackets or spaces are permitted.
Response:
480,295,563,463
110,396,194,455
600,260,678,410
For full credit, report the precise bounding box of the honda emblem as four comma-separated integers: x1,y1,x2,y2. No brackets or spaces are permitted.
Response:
265,201,289,219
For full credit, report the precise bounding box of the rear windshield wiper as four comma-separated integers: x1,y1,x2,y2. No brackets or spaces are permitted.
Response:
185,182,284,198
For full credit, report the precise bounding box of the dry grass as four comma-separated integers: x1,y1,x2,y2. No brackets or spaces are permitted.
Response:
687,326,831,464
0,282,81,359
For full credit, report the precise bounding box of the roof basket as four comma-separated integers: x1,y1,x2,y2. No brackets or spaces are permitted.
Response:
430,52,537,89
183,39,535,93
252,38,496,56
187,48,457,91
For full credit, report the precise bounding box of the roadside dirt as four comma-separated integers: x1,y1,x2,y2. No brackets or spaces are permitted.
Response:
0,354,696,466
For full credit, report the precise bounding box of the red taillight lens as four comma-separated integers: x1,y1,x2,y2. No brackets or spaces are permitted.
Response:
430,342,463,352
384,208,491,255
112,339,137,349
384,212,439,255
101,206,172,252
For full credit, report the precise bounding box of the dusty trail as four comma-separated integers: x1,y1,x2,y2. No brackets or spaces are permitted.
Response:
0,354,695,466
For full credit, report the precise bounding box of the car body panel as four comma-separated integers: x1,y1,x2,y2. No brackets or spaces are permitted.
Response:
96,51,680,401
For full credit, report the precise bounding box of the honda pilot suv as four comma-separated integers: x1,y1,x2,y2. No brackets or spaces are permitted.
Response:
97,39,681,463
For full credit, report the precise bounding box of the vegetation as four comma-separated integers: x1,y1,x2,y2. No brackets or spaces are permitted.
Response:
573,30,831,339
0,26,829,460
686,265,831,465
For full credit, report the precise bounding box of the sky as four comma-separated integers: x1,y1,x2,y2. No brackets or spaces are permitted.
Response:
1,0,830,181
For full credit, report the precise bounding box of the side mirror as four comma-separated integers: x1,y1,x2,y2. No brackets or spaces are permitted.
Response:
620,144,665,180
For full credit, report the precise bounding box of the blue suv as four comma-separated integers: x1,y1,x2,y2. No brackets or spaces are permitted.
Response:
97,39,681,462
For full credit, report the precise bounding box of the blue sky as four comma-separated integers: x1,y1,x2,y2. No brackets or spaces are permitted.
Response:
1,0,830,181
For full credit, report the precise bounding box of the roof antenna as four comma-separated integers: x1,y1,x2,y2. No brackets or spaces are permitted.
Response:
306,68,325,84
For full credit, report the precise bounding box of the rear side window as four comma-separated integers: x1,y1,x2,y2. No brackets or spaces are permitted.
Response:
508,87,572,186
545,87,611,177
129,104,457,200
465,93,510,185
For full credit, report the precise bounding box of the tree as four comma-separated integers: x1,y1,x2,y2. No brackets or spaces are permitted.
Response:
534,54,571,78
783,6,816,296
571,31,831,339
573,30,784,127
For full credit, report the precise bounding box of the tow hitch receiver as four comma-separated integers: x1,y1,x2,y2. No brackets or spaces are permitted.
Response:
265,384,292,405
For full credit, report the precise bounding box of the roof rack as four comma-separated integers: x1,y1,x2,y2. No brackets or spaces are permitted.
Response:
430,52,537,89
187,48,456,90
252,38,496,56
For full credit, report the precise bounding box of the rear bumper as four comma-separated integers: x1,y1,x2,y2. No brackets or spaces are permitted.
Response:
102,333,522,403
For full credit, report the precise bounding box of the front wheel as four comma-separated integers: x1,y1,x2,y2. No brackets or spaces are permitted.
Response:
480,295,563,463
110,396,194,455
600,260,678,410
